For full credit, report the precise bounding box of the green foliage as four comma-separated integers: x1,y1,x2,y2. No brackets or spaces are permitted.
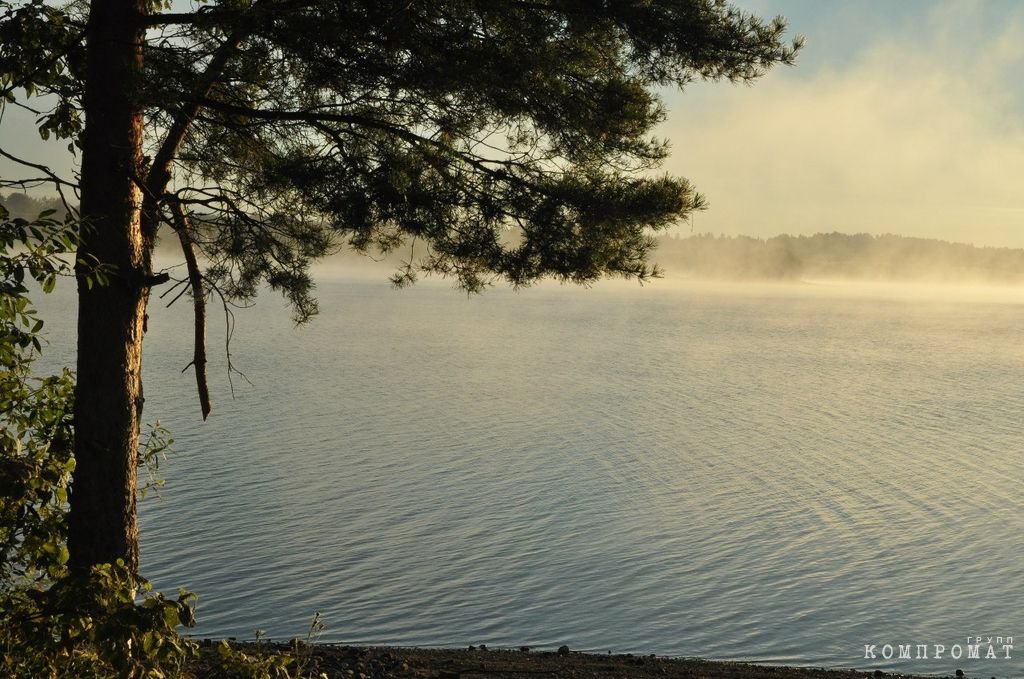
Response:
0,0,84,141
0,203,77,586
211,640,294,679
138,421,175,500
0,365,74,584
208,612,325,679
0,561,199,679
0,207,202,679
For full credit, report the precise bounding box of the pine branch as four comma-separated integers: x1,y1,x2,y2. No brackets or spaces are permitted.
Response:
142,19,254,242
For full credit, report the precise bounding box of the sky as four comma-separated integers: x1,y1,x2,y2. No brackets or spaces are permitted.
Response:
659,0,1024,248
2,1,1023,248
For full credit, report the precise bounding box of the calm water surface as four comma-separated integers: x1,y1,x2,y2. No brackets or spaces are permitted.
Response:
39,277,1024,677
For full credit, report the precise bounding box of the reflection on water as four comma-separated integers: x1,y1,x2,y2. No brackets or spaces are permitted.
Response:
34,278,1024,676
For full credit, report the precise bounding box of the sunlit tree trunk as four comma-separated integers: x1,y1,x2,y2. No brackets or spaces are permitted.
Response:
68,0,149,574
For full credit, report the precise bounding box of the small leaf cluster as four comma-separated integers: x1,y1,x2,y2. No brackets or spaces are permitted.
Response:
0,0,85,142
0,205,74,356
209,640,295,679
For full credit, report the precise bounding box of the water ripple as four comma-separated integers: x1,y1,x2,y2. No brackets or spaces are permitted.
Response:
109,279,1024,676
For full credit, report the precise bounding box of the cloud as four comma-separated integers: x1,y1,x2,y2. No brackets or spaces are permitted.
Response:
660,1,1024,248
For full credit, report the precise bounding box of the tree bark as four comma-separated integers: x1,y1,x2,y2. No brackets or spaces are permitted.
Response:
68,0,149,574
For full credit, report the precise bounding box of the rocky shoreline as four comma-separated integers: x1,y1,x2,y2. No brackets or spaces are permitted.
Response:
193,643,963,679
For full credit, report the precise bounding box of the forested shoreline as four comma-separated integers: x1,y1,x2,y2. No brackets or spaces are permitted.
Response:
654,232,1024,284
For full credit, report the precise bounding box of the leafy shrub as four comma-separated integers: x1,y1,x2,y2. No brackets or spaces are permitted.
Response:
0,204,79,589
0,205,200,678
1,560,199,678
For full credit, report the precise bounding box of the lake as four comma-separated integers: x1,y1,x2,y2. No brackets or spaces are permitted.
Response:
35,275,1024,677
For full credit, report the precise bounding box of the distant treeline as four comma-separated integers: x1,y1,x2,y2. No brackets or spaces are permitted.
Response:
0,192,70,220
653,232,1024,284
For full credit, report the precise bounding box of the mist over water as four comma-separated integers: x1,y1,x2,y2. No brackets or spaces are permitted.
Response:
34,277,1024,677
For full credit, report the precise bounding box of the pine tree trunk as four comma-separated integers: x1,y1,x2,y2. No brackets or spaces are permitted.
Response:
68,0,149,574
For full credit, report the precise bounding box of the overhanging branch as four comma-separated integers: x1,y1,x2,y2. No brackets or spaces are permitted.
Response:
193,97,542,189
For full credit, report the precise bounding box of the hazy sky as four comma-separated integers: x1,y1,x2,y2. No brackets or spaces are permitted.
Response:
661,0,1024,248
3,1,1022,248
